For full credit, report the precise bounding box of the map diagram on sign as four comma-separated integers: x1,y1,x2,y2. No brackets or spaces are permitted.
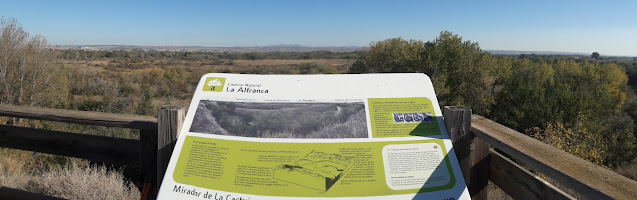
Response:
273,151,355,191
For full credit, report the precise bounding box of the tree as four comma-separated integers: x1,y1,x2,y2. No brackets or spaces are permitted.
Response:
0,17,67,107
490,59,556,130
349,37,425,73
591,52,600,59
349,32,636,167
587,113,635,167
349,32,508,115
489,58,634,166
420,32,509,115
491,59,628,132
136,85,156,116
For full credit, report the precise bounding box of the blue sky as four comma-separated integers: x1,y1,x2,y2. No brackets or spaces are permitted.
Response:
1,0,636,56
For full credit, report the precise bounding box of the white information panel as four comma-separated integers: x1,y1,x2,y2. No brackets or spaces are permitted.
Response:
157,73,469,200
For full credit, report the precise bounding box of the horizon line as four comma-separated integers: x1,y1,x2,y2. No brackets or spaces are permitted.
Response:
48,45,637,57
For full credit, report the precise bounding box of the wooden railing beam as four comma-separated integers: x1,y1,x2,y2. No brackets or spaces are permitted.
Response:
489,149,575,200
0,104,157,130
471,115,637,199
0,124,139,166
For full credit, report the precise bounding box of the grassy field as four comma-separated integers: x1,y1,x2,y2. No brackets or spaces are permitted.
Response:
59,57,355,110
60,58,354,73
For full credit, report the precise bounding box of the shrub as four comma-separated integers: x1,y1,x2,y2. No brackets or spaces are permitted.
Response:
530,119,607,166
25,163,140,200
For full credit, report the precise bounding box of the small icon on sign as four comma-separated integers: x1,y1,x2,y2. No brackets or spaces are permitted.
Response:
203,77,226,92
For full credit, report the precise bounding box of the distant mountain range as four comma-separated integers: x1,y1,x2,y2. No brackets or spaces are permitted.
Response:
484,50,588,56
54,45,363,53
54,45,594,56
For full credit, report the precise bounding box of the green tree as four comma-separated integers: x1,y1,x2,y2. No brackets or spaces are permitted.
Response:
349,32,508,115
490,59,556,130
591,52,600,59
492,59,628,132
421,31,509,115
349,37,425,73
490,58,635,166
589,114,635,166
349,32,637,167
136,86,156,116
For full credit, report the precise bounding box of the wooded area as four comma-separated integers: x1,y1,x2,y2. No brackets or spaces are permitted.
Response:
350,31,637,169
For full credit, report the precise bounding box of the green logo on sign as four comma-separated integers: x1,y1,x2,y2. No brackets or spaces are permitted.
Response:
203,77,225,92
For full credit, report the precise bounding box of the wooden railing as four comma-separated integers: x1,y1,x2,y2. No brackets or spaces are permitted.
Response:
1,104,636,199
0,104,184,199
444,106,637,200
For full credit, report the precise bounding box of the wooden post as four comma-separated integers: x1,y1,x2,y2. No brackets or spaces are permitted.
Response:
157,106,185,189
470,134,489,200
444,106,488,200
139,128,157,186
444,106,472,188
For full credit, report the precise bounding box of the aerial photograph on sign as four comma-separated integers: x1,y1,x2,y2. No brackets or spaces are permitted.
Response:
190,100,368,138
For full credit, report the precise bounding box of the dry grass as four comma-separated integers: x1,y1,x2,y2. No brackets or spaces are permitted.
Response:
487,182,513,200
1,149,139,200
614,164,637,181
0,152,31,188
24,164,139,200
231,59,353,66
60,60,110,72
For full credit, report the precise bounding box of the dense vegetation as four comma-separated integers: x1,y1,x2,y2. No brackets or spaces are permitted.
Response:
350,31,637,167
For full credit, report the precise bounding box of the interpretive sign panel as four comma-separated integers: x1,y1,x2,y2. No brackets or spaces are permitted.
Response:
157,73,470,200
